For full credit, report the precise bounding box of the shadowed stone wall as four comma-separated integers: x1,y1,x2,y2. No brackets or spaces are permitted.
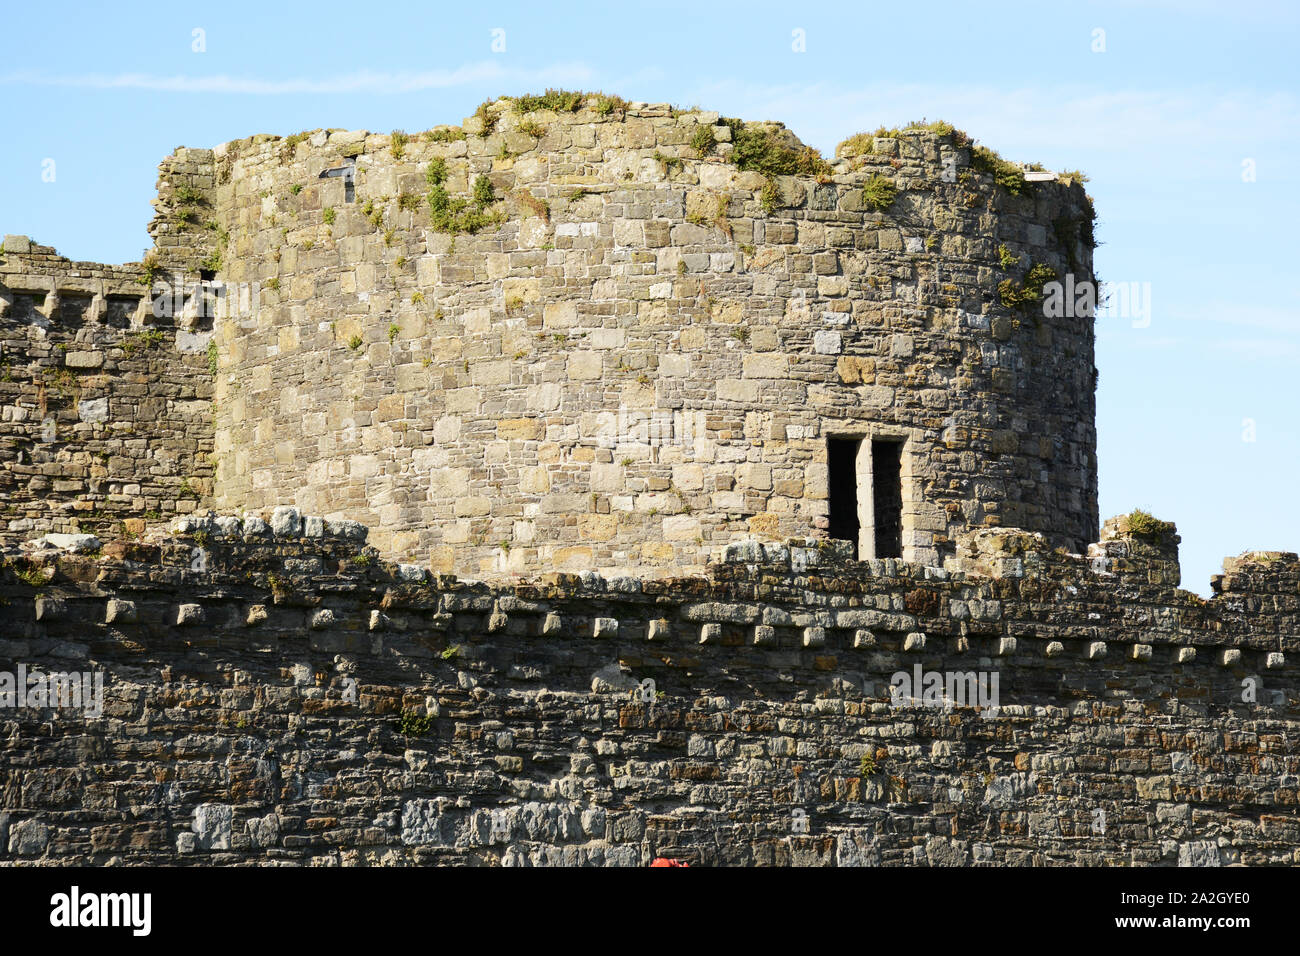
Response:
1,515,1295,866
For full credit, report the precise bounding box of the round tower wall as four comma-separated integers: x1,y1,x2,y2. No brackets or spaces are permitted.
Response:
203,100,1098,579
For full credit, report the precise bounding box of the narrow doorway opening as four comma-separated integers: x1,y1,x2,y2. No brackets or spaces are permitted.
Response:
871,438,904,559
827,437,861,558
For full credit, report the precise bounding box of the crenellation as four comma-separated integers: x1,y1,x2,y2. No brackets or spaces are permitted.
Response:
2,94,1296,867
3,512,1300,865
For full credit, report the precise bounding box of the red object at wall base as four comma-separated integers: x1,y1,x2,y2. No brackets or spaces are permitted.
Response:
650,858,689,867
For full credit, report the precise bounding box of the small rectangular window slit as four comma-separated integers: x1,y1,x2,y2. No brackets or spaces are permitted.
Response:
826,437,861,559
871,438,903,560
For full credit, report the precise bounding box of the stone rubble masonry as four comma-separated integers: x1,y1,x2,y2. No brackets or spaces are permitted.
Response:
176,97,1095,580
1,95,1293,867
0,516,1298,866
2,99,1099,581
0,237,214,544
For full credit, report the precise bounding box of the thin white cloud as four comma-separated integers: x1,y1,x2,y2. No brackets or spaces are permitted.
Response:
1170,300,1300,333
1213,337,1300,361
0,62,595,95
7,65,1296,172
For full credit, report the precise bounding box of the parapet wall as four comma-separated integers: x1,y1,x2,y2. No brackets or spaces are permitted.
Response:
169,96,1101,580
2,517,1297,866
0,237,214,544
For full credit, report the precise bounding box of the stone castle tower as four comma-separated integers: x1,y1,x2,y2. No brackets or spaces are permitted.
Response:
8,94,1300,870
1,93,1098,580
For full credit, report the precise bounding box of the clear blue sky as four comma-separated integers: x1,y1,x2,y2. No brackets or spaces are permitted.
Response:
2,1,1296,593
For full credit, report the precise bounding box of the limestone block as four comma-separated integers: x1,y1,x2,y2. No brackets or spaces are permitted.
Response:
63,351,104,369
35,596,66,621
176,604,204,625
270,506,301,536
742,353,789,379
567,352,603,380
105,599,137,624
193,804,232,851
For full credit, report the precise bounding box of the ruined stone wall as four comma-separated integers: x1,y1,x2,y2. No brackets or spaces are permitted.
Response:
0,238,215,544
194,97,1098,580
2,517,1296,866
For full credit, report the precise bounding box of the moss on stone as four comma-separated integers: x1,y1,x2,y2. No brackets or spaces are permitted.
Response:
721,118,831,178
972,145,1027,195
690,124,717,156
863,175,898,212
511,89,585,113
1127,509,1177,540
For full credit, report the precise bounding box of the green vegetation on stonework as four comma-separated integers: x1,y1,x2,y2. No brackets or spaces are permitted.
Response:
972,145,1027,195
397,710,434,737
836,119,970,160
207,340,218,376
998,263,1057,311
511,89,586,113
653,151,683,175
323,206,336,225
760,178,782,214
9,560,50,589
390,129,409,159
137,251,163,287
593,94,628,116
515,190,550,222
690,124,717,156
280,130,312,156
205,220,230,247
998,244,1018,271
835,133,875,160
835,119,1055,200
122,328,167,355
720,117,831,178
425,160,502,234
862,175,898,212
1127,509,1177,540
424,126,466,143
517,118,546,138
174,185,206,205
473,100,500,134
